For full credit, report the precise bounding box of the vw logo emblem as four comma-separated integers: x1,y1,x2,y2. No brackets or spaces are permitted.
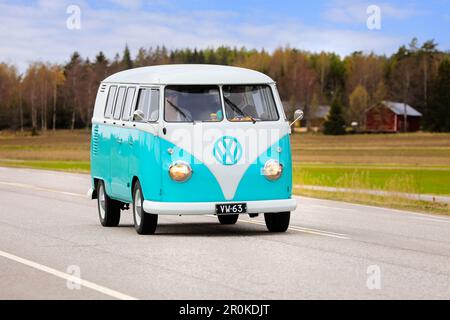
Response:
213,136,242,165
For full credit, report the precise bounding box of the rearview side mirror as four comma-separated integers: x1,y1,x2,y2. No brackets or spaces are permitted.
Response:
290,109,304,127
133,110,145,121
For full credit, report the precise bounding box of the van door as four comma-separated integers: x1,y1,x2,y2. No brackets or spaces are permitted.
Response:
110,86,134,200
129,87,161,201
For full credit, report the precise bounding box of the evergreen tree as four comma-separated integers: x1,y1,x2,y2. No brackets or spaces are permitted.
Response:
95,51,108,65
424,59,450,132
122,45,133,70
134,48,147,67
323,97,346,135
65,51,82,71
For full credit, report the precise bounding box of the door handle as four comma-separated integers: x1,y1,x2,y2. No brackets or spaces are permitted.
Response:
116,137,123,144
128,139,133,146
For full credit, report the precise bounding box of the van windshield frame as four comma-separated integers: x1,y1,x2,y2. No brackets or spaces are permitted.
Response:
162,84,280,124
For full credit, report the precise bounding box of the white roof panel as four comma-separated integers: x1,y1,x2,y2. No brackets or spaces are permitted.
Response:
383,101,422,117
102,64,274,85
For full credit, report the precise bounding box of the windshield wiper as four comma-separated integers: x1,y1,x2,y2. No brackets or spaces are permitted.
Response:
223,97,256,124
166,99,193,122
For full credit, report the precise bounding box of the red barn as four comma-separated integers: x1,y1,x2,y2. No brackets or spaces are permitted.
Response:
365,101,422,133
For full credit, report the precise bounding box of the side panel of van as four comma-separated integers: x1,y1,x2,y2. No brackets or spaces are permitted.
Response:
110,125,132,200
91,123,114,196
91,84,111,195
129,127,162,203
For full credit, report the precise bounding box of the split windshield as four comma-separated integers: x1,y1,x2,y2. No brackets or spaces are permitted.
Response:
164,85,279,123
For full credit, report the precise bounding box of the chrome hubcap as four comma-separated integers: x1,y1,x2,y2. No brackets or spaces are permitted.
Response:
98,184,106,220
134,188,142,226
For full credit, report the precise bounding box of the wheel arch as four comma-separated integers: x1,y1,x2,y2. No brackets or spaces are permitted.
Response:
131,176,140,194
91,177,101,199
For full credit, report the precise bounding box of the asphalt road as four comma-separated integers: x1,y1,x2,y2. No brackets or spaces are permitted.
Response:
0,166,449,300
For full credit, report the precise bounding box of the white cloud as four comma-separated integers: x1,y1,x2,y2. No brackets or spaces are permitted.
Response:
0,0,404,73
237,21,400,55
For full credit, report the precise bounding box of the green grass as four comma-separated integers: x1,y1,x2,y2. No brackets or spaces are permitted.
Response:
0,159,90,173
293,164,450,195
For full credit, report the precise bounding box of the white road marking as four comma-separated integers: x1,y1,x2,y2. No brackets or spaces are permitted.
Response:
287,225,349,237
0,249,137,300
240,219,351,240
308,204,357,212
405,216,450,223
0,181,85,198
207,215,351,239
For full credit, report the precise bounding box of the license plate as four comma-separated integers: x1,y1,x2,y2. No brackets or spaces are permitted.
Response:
215,203,247,215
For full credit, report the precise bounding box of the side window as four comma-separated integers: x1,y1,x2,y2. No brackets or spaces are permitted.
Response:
113,87,126,120
104,86,117,118
135,88,160,121
122,87,136,121
149,89,160,121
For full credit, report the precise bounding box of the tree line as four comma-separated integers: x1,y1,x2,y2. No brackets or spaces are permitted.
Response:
0,38,449,132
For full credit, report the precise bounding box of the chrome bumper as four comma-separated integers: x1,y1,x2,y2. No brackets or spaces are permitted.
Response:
143,198,297,215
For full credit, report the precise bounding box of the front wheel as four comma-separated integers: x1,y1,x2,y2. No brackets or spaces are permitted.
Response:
264,212,290,232
133,180,158,235
97,180,121,227
218,214,239,225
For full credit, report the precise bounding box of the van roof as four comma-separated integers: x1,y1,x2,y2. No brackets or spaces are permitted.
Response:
102,64,274,85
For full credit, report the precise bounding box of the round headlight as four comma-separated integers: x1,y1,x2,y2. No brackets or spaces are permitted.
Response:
169,161,192,182
263,160,283,181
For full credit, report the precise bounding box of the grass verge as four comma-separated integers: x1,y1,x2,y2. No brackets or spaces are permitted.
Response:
293,164,450,195
294,186,450,216
0,159,90,173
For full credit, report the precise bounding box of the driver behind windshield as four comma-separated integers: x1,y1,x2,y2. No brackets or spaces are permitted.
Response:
224,87,258,121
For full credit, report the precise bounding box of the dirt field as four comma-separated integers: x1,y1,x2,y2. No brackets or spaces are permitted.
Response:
291,132,450,166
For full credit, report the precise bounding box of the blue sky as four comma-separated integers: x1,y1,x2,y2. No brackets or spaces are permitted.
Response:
1,0,449,72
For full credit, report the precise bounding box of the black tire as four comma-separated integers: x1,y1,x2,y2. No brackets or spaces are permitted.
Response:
97,180,121,227
218,214,239,225
264,212,290,232
133,180,158,235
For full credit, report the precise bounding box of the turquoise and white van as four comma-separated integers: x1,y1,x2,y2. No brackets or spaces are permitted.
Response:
89,65,303,234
